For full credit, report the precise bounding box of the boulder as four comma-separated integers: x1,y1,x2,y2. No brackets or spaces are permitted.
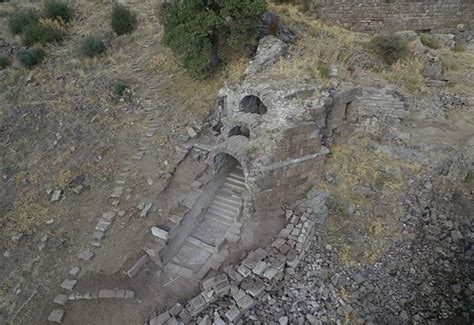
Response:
245,36,288,76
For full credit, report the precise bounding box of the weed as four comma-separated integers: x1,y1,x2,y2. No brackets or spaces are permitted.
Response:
8,9,38,34
317,61,330,79
111,4,136,35
420,33,441,50
0,55,10,70
22,23,65,45
453,44,465,53
17,48,46,69
112,80,128,96
79,36,106,58
367,33,409,65
43,0,74,23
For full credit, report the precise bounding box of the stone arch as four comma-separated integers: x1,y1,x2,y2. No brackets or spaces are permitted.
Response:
239,95,268,115
228,125,250,138
209,135,250,179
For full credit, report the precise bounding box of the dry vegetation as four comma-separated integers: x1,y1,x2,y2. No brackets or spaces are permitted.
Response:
320,135,421,267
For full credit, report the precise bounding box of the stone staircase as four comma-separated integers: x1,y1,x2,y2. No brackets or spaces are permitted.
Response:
163,165,246,280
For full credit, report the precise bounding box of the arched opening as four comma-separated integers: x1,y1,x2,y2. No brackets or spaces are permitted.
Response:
228,126,250,138
239,95,268,115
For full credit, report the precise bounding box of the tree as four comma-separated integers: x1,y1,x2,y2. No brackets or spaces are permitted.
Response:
160,0,266,77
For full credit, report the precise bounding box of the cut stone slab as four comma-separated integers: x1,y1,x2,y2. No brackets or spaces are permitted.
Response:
48,309,65,323
60,279,77,291
169,303,183,316
125,290,135,299
151,227,169,240
78,250,94,261
150,311,170,325
53,294,68,305
98,289,115,298
225,305,241,322
127,254,149,278
69,266,80,277
102,211,116,222
236,294,254,311
186,126,198,138
95,221,111,232
92,231,104,240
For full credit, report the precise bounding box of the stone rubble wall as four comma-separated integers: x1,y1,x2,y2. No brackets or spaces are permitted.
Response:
149,206,318,325
311,0,474,35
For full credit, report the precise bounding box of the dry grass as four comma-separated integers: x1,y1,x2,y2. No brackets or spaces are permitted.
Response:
1,191,48,240
321,135,421,268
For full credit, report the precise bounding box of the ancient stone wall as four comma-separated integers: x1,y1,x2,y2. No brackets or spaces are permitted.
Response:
311,0,474,34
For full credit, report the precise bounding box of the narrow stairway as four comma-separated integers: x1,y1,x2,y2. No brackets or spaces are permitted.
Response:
164,164,246,280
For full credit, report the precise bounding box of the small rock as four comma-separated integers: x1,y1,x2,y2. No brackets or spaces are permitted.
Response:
53,294,69,306
151,227,169,240
69,266,80,277
78,250,94,261
186,126,198,138
278,316,289,325
51,190,63,202
48,309,65,323
60,279,77,290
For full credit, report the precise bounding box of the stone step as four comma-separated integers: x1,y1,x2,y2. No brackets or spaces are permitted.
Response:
223,182,245,192
225,177,246,188
220,188,242,199
187,236,218,254
205,212,235,226
214,193,241,206
212,199,241,214
208,205,237,220
229,172,245,182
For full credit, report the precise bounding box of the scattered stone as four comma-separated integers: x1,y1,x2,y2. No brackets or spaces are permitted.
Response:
53,294,68,306
69,266,80,277
151,227,169,240
140,202,153,218
51,190,63,202
186,126,198,138
98,289,115,299
48,309,65,323
60,279,77,291
127,254,149,278
78,250,94,261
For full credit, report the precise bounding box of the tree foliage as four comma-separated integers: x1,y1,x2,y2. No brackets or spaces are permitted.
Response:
160,0,266,77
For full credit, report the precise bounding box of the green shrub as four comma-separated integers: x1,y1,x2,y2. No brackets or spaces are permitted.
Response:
43,0,73,23
79,36,106,58
0,55,11,70
420,33,441,50
22,23,65,45
17,48,46,69
112,80,128,96
453,43,466,53
111,4,136,35
9,9,38,35
367,34,409,65
317,61,330,79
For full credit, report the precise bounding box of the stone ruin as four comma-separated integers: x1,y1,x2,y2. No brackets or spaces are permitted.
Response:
209,81,360,215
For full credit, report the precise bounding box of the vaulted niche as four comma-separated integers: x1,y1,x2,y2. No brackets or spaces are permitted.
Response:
239,95,268,115
228,126,250,138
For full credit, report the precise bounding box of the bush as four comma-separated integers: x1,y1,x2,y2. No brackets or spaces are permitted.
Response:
453,43,466,53
79,36,106,58
17,48,46,69
9,9,38,35
0,55,10,70
43,0,73,23
368,34,409,65
22,23,65,45
113,80,128,96
420,34,441,50
111,4,137,35
317,61,330,79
